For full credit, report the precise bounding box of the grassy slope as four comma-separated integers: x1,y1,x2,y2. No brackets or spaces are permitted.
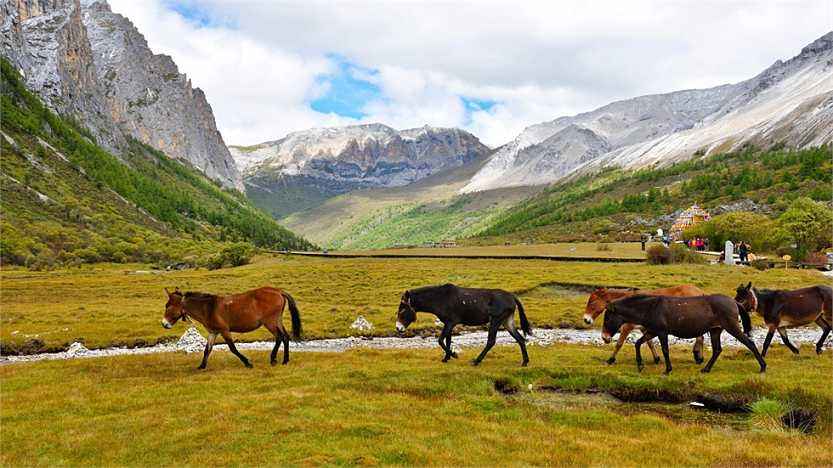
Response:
472,147,833,245
0,58,311,266
1,255,825,352
282,152,540,249
1,345,830,465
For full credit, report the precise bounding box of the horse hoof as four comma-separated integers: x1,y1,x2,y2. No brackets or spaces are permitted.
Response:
663,370,672,375
282,360,289,365
451,352,459,359
695,358,704,365
606,357,616,365
271,360,278,366
653,357,661,365
197,366,206,370
521,361,529,367
817,347,824,355
637,365,644,373
471,360,481,366
442,358,450,363
700,368,710,373
244,363,253,368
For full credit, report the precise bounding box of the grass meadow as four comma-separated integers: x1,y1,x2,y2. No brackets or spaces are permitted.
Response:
1,253,827,352
1,344,831,466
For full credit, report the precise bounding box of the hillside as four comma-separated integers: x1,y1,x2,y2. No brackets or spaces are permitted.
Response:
470,145,832,245
0,59,311,267
462,32,833,193
282,152,539,249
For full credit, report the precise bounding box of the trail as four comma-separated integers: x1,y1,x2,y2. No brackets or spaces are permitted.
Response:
1,326,829,365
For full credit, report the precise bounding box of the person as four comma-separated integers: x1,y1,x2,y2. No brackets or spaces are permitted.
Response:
738,241,749,263
640,234,647,251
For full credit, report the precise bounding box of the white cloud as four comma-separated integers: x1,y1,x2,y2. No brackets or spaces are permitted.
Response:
108,0,832,147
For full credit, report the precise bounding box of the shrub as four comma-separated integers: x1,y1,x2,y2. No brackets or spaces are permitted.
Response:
684,211,781,252
205,242,254,270
748,398,788,432
778,197,833,260
669,243,705,264
596,242,612,252
750,259,770,271
646,245,671,264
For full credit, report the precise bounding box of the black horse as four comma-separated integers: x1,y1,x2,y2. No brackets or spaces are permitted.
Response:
395,283,532,366
603,294,766,374
735,283,832,356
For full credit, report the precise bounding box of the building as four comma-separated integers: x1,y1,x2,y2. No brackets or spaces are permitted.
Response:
670,204,710,240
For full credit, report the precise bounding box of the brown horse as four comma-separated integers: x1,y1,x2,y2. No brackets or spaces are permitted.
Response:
735,283,832,356
603,294,766,374
162,287,302,369
583,285,707,365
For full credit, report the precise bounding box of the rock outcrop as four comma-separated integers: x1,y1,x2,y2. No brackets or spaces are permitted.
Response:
0,0,241,190
233,123,490,218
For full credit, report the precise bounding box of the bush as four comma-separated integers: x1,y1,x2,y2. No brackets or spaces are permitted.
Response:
750,259,770,271
596,242,612,252
646,245,671,264
684,211,782,252
669,243,705,264
778,197,833,260
205,242,254,270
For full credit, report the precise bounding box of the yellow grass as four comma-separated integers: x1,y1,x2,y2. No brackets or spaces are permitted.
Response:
337,241,650,258
1,344,830,466
1,255,826,352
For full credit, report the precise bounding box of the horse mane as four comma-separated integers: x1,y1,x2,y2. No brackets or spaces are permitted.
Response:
184,292,218,303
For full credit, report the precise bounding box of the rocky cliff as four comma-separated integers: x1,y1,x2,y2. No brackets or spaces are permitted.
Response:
0,0,241,190
462,32,833,193
233,123,490,218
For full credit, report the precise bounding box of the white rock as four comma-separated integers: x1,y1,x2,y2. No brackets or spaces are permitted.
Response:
66,342,89,356
351,315,373,332
176,327,207,353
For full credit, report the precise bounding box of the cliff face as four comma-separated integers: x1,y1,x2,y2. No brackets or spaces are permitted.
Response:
0,0,241,190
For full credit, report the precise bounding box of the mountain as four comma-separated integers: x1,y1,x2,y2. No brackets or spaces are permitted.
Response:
232,123,490,218
0,0,241,190
0,57,311,267
462,32,833,193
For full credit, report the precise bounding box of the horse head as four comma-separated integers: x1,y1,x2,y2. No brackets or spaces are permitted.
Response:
396,291,416,333
734,282,757,313
583,287,608,325
162,287,186,329
600,301,624,344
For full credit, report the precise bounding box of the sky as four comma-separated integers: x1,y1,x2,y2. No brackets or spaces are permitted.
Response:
108,0,832,148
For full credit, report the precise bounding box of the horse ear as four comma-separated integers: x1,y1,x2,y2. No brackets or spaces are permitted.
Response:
164,287,171,296
746,282,752,289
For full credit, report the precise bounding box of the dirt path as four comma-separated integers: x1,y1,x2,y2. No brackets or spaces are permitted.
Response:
1,326,829,365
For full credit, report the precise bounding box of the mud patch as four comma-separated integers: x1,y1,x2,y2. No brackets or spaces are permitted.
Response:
781,409,817,433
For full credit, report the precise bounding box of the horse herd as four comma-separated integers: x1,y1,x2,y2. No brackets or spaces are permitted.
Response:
161,282,832,373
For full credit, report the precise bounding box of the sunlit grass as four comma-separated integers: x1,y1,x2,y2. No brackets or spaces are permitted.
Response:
1,255,825,352
0,344,830,466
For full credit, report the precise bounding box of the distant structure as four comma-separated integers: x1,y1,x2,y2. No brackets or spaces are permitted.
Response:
670,204,710,240
426,240,458,248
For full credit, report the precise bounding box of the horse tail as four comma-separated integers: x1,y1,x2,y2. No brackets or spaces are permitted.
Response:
282,291,302,340
736,300,752,337
514,296,533,337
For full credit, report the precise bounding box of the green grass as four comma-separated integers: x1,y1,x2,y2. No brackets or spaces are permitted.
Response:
1,255,826,353
1,344,830,466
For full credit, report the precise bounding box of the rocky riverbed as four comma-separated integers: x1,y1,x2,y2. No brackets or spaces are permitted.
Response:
1,326,830,365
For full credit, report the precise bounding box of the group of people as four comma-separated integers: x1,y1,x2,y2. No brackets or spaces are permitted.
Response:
686,237,709,251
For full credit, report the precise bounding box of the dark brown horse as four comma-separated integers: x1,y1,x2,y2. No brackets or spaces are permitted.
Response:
162,287,301,369
735,283,832,356
583,285,707,365
396,283,531,366
603,294,765,374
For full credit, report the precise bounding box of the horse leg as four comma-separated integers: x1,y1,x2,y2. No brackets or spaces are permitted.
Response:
633,332,654,372
505,315,529,367
725,321,766,373
445,334,458,359
658,334,672,374
701,329,722,373
693,335,704,364
439,322,455,362
221,331,252,368
198,332,217,370
815,316,831,355
265,322,281,366
282,331,290,365
761,326,776,357
472,319,500,366
645,336,661,365
777,327,800,354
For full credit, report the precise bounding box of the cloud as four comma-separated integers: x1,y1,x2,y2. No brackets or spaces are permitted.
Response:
108,0,832,147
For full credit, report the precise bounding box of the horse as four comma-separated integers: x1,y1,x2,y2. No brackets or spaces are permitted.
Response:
735,283,832,356
162,287,302,369
395,283,532,366
582,285,708,365
603,294,766,374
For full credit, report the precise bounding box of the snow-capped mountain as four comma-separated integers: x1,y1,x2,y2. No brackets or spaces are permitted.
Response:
231,123,490,218
462,32,833,193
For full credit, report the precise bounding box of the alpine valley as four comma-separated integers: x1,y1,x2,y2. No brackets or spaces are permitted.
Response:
1,0,831,261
